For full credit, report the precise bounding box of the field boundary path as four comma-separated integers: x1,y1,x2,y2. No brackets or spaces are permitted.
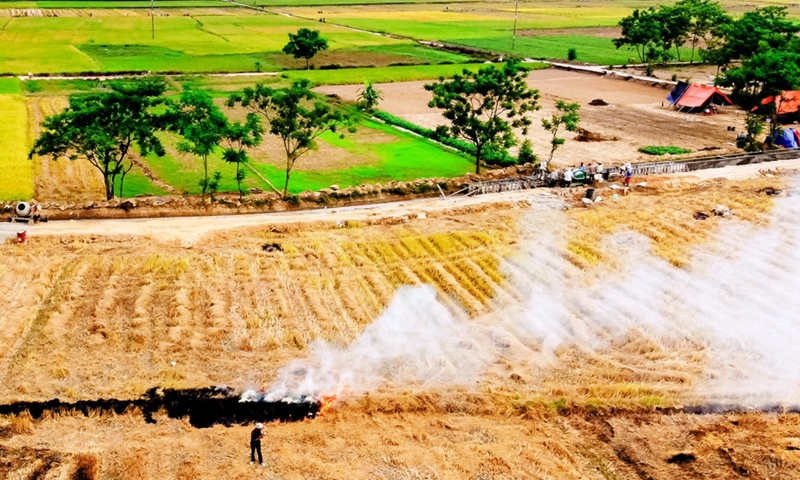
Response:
541,61,678,86
5,155,799,244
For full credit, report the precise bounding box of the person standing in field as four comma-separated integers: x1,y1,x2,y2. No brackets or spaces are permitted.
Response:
250,423,265,466
563,168,573,188
624,167,632,187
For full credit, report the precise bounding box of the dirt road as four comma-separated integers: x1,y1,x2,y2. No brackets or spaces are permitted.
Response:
13,158,799,244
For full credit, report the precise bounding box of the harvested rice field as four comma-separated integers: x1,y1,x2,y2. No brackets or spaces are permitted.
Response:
2,167,800,479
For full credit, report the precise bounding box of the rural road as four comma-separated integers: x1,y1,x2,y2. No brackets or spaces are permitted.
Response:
8,158,800,245
20,189,555,245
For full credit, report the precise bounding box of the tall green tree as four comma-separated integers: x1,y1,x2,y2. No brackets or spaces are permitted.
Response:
718,50,800,100
705,6,800,68
541,100,580,164
222,113,263,199
282,28,329,70
29,79,167,201
676,0,730,63
168,89,229,202
657,5,691,62
228,79,353,199
424,60,540,175
614,8,664,64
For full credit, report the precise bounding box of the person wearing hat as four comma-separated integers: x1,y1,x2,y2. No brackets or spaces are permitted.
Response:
250,423,265,466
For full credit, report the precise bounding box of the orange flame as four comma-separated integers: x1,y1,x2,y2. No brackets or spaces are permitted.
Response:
317,395,337,416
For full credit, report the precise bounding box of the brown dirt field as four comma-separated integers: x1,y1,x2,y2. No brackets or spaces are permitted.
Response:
317,68,743,168
2,169,798,479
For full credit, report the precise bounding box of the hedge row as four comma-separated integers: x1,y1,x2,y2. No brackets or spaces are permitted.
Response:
373,110,517,167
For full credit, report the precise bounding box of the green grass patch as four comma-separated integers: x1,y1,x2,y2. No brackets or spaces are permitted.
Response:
0,78,22,94
250,121,474,193
112,168,170,198
141,119,473,196
141,137,259,195
0,94,34,201
22,78,108,95
638,145,692,155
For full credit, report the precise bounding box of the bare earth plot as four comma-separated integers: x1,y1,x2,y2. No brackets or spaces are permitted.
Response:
318,68,741,168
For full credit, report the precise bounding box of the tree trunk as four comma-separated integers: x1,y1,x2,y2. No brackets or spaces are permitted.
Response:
236,163,243,199
104,175,114,201
283,156,293,199
305,58,310,70
202,154,208,203
474,147,482,175
119,171,126,199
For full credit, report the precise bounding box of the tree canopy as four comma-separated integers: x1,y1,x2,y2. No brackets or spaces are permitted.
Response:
615,1,733,66
222,113,263,199
282,28,329,70
542,100,580,165
168,88,230,201
228,79,353,198
705,6,800,68
425,60,540,175
29,79,167,201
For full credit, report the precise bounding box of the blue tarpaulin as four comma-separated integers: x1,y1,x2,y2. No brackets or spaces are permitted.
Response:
769,128,800,148
667,81,691,105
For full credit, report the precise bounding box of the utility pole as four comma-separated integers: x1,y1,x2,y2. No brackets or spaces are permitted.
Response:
511,0,519,51
151,0,155,40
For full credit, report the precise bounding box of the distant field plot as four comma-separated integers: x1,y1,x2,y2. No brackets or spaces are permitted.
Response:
284,4,682,64
238,0,461,5
0,94,33,201
18,62,517,97
34,0,227,7
139,119,472,196
0,13,465,74
452,34,656,65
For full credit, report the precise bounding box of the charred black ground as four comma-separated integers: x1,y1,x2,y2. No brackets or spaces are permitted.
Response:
0,387,319,428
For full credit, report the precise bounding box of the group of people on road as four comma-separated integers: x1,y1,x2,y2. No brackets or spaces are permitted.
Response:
542,161,605,187
541,161,633,188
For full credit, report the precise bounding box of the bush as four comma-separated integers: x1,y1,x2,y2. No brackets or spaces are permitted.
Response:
567,48,577,61
517,139,537,164
671,73,678,81
638,145,691,155
373,110,517,166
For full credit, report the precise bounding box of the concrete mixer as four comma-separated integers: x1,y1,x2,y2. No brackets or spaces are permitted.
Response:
8,202,47,224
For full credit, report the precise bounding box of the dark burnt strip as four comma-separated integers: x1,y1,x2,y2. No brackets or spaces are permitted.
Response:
0,387,319,428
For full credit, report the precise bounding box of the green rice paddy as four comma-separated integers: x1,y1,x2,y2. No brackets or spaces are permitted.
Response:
137,119,473,197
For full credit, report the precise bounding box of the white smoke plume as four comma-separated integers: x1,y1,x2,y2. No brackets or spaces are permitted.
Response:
258,184,800,406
